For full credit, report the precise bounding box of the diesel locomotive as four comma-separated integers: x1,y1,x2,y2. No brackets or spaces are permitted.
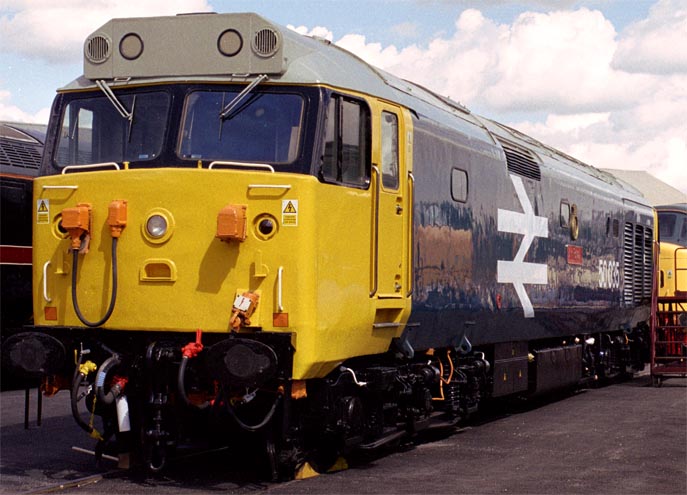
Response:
1,122,44,389
4,13,655,478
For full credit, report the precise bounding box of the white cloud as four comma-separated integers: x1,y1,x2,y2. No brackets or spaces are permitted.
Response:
390,22,420,40
287,24,334,42
321,6,687,193
2,1,685,193
0,88,50,123
331,8,655,114
511,91,687,190
0,0,213,63
613,0,687,75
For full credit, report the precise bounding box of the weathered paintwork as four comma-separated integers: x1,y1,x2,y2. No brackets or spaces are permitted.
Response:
32,12,653,380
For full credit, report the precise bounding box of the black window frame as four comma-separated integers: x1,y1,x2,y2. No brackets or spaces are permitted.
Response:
42,84,322,177
450,167,469,203
177,88,306,165
319,92,371,189
560,201,570,228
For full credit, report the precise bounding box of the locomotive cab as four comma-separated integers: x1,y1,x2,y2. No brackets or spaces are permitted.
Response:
6,13,416,475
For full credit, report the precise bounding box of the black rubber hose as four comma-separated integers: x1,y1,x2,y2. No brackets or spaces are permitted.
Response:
224,391,281,432
71,370,102,439
177,356,210,410
95,355,122,405
72,238,118,328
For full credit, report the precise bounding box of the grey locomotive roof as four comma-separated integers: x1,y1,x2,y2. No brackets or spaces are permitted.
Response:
600,170,687,206
656,203,687,212
63,12,648,205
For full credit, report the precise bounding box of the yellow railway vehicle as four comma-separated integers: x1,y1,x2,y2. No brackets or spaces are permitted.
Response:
651,203,687,385
656,203,687,297
4,13,655,478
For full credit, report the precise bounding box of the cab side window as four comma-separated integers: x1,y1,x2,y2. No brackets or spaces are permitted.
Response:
560,201,570,227
321,94,370,187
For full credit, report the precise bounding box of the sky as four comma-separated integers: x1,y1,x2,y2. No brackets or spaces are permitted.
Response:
1,0,686,193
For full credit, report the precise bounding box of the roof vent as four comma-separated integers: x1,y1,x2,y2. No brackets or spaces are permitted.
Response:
497,139,541,181
252,28,279,58
85,34,111,64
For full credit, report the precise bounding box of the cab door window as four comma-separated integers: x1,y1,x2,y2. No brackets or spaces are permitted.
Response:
381,111,399,190
321,94,370,187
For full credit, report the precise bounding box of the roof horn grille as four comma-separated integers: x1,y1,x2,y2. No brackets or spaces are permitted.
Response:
252,28,279,57
85,34,111,64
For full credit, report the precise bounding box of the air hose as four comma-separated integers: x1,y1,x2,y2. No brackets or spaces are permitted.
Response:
72,238,119,328
70,357,104,441
95,354,123,405
178,357,210,410
178,329,210,410
224,391,282,432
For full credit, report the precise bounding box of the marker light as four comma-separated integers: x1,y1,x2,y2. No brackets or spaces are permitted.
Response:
254,213,278,240
146,215,167,238
259,218,274,236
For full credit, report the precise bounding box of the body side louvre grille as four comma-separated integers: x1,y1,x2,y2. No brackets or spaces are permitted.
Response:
623,222,653,305
0,139,42,170
497,139,541,181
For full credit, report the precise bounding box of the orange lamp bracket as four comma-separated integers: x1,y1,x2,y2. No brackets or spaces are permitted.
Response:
61,203,92,251
108,200,128,238
216,204,247,242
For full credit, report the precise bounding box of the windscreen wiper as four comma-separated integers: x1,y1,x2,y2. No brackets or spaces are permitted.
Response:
219,74,268,120
96,80,137,143
96,80,132,121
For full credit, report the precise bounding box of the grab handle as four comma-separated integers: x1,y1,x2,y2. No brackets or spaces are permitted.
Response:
42,260,52,302
369,166,380,297
277,266,284,312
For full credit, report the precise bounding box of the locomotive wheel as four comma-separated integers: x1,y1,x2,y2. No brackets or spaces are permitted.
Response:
305,435,341,474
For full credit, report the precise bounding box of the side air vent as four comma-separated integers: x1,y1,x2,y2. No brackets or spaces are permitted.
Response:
623,222,653,305
85,34,111,64
0,139,42,170
497,139,541,181
252,28,279,57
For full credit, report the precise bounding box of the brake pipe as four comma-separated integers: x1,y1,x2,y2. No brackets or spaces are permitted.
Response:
95,355,124,405
178,329,210,410
224,392,282,432
70,359,104,441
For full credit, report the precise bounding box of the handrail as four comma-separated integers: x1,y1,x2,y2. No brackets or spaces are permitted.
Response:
248,184,291,190
42,185,79,190
406,172,415,297
373,322,402,329
42,261,52,303
277,266,284,312
370,166,380,297
62,162,120,174
675,247,687,292
208,161,274,172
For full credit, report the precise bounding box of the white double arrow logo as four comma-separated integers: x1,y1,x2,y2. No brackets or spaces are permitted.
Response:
497,175,549,318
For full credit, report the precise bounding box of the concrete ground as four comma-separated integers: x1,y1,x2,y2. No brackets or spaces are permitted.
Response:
1,372,685,494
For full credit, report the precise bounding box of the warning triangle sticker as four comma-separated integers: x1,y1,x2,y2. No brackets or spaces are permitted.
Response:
283,201,297,214
38,200,48,212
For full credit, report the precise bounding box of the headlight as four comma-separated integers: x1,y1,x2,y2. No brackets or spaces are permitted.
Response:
146,214,167,238
142,209,174,244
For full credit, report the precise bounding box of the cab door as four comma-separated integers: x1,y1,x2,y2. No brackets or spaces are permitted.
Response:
370,102,412,308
